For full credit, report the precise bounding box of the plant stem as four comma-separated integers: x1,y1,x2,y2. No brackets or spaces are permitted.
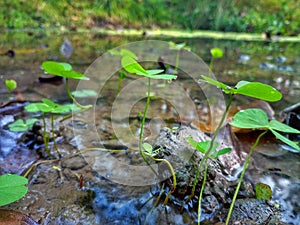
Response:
152,157,177,205
42,113,50,157
225,130,268,225
7,91,11,101
197,162,208,225
51,114,61,158
175,50,180,72
188,94,233,201
65,78,92,109
139,78,155,171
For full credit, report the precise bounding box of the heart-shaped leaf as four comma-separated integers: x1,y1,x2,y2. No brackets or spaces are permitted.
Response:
0,174,28,206
210,48,223,58
8,118,38,132
5,79,17,91
230,108,269,129
236,82,282,102
121,56,147,75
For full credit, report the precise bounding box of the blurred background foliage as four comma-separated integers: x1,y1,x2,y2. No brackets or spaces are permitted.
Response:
0,0,299,36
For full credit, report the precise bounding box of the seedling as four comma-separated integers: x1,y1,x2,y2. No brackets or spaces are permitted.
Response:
209,48,223,74
25,98,79,157
121,55,177,197
8,118,38,132
143,142,176,205
5,79,17,101
41,61,91,109
121,55,176,157
189,75,283,224
0,174,28,206
109,49,137,94
226,108,300,224
169,41,191,72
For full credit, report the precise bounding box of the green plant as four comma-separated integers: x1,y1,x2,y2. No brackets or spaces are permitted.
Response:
169,41,191,72
226,108,300,224
209,47,223,74
188,74,283,224
109,48,137,95
121,55,177,201
41,61,91,109
0,174,28,206
25,98,78,157
142,143,176,204
5,79,17,101
8,118,38,132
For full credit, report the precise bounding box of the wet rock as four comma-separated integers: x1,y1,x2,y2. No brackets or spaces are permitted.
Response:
219,199,283,225
153,125,284,223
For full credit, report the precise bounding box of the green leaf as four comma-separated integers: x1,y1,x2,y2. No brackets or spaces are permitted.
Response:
42,61,88,80
5,79,17,91
120,49,137,59
269,120,300,134
42,61,67,75
145,69,164,75
71,89,97,98
235,80,250,89
187,137,219,155
0,174,28,206
255,182,272,200
121,56,147,75
143,74,177,80
143,142,153,155
109,49,137,59
230,108,269,129
200,75,229,90
270,129,300,150
236,82,282,102
8,118,37,132
60,70,89,80
210,48,223,58
42,98,56,107
58,62,72,71
213,147,232,158
169,42,190,51
25,102,52,113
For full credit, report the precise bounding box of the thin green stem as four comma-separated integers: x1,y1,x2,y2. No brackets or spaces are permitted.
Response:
175,50,180,72
65,78,92,109
51,114,61,158
7,91,11,101
197,162,208,225
225,130,268,225
152,157,177,205
188,94,233,201
42,112,50,157
139,78,154,170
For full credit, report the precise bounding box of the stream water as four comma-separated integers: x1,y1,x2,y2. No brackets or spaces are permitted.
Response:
0,31,299,224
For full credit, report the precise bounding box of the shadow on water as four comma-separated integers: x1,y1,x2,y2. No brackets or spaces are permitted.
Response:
0,31,299,224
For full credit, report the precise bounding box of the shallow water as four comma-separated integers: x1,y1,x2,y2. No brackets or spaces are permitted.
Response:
0,31,299,224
